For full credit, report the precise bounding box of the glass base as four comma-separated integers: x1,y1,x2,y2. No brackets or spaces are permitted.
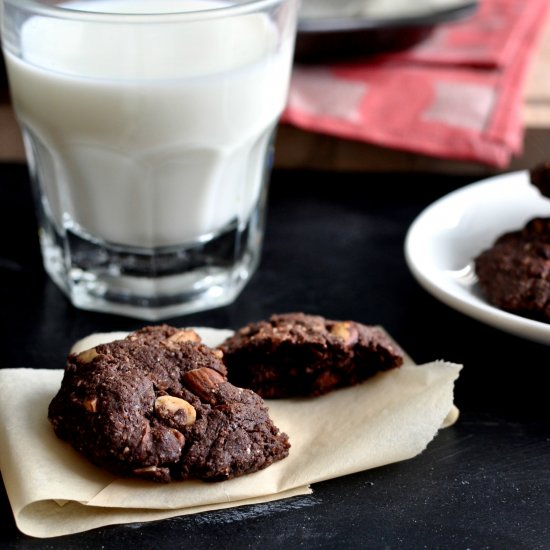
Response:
40,212,264,320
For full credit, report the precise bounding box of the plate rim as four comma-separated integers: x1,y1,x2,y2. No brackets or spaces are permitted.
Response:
404,170,550,345
298,1,478,34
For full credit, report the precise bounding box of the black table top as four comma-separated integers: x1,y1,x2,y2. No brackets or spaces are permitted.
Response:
1,163,549,549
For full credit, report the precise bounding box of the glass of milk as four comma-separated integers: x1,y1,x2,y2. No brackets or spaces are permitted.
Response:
2,0,298,319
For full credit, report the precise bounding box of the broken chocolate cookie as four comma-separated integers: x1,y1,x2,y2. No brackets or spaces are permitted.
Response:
218,313,404,398
48,325,290,483
530,161,550,199
474,217,550,322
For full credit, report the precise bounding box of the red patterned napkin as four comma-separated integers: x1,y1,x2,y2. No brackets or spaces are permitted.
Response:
282,0,549,168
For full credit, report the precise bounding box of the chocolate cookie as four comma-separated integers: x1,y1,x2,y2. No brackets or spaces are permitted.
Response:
218,313,404,398
48,325,290,483
530,161,550,198
474,217,550,322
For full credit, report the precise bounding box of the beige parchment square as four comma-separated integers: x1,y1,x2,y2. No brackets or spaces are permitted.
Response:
0,328,461,538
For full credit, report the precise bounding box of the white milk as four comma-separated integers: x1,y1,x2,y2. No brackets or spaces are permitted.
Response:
5,0,292,247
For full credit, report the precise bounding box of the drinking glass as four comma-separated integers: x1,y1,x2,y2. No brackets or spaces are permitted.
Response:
1,0,298,319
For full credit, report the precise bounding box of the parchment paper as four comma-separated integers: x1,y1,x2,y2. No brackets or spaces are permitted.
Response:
0,328,461,538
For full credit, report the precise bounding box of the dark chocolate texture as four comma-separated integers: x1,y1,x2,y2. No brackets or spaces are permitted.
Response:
530,161,550,199
48,325,290,483
219,313,404,398
474,217,550,322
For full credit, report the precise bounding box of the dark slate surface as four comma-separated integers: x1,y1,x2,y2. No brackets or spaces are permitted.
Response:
1,163,549,549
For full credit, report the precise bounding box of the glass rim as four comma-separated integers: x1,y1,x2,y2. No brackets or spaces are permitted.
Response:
2,0,287,22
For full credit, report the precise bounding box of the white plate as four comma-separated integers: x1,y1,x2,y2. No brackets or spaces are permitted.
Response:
295,0,477,62
405,170,550,345
300,0,475,23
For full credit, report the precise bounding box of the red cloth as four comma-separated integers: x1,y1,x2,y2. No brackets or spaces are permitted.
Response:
282,0,549,168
